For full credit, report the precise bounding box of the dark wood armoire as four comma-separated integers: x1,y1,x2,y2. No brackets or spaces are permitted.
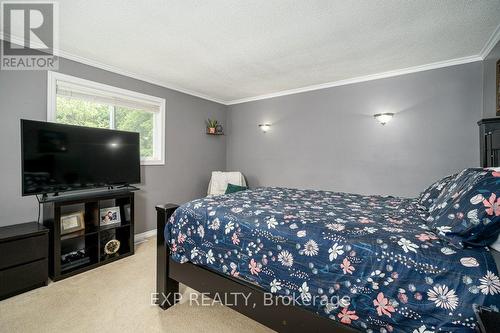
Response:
478,118,500,167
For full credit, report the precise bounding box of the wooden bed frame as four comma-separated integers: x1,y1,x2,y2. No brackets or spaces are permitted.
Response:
156,204,357,333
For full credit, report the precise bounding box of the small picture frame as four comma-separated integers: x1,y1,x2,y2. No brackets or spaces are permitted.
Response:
60,212,85,235
100,207,121,226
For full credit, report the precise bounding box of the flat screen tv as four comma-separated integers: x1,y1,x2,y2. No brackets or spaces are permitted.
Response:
21,119,141,196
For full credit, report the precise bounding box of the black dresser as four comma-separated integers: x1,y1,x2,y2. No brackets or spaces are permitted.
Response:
478,118,500,167
0,222,49,300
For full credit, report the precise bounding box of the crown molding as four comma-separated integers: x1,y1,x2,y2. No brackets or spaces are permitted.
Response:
2,25,498,106
0,33,227,105
56,49,228,105
479,22,500,59
226,55,482,105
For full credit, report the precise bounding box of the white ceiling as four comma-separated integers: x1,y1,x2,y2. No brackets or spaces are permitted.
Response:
11,1,500,103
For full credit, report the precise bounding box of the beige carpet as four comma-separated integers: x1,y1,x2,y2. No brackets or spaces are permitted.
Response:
0,237,274,333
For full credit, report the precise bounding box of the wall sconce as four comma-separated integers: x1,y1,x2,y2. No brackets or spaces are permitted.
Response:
373,113,394,125
259,124,271,133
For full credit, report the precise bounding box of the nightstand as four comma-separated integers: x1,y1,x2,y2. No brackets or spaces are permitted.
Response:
0,222,49,300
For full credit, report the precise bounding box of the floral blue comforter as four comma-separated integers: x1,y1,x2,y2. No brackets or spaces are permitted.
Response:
165,187,500,333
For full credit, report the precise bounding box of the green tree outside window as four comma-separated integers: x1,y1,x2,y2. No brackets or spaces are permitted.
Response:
56,96,154,159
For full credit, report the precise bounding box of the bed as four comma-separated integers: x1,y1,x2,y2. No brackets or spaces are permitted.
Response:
156,171,500,333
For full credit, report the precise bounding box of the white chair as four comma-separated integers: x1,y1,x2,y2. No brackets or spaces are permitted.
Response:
207,171,246,196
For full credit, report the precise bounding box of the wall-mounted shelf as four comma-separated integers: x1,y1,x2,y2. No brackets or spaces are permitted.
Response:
206,118,223,135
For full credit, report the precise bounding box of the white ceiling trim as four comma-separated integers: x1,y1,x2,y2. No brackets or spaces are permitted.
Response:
226,55,482,105
479,22,500,59
55,49,228,105
1,29,497,106
0,33,227,105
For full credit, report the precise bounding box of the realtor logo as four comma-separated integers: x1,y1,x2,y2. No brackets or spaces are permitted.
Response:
1,1,59,70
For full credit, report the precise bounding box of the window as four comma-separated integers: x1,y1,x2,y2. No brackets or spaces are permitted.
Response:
47,71,165,165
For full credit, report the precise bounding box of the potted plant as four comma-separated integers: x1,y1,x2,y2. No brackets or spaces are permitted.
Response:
206,119,218,134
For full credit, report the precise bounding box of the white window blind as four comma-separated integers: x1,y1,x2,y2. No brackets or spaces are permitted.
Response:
56,81,160,112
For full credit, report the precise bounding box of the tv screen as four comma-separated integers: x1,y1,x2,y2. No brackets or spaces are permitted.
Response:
21,119,141,196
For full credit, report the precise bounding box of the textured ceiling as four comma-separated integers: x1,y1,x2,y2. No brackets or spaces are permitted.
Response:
27,1,500,102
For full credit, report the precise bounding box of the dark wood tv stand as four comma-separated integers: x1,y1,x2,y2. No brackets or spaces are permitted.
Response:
42,190,135,281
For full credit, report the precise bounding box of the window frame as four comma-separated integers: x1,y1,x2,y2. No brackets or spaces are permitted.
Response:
47,71,166,165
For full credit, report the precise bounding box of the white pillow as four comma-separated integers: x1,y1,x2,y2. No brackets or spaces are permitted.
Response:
207,171,246,196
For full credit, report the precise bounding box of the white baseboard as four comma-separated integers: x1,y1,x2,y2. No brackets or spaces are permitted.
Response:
134,229,157,244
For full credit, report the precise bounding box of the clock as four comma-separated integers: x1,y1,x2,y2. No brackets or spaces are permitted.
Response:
104,239,121,255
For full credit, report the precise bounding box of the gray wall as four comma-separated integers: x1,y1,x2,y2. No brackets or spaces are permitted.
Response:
483,40,500,118
227,62,483,197
0,44,491,231
0,55,226,233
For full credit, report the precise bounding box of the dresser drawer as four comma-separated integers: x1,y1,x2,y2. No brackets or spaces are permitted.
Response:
0,234,48,270
0,258,48,300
